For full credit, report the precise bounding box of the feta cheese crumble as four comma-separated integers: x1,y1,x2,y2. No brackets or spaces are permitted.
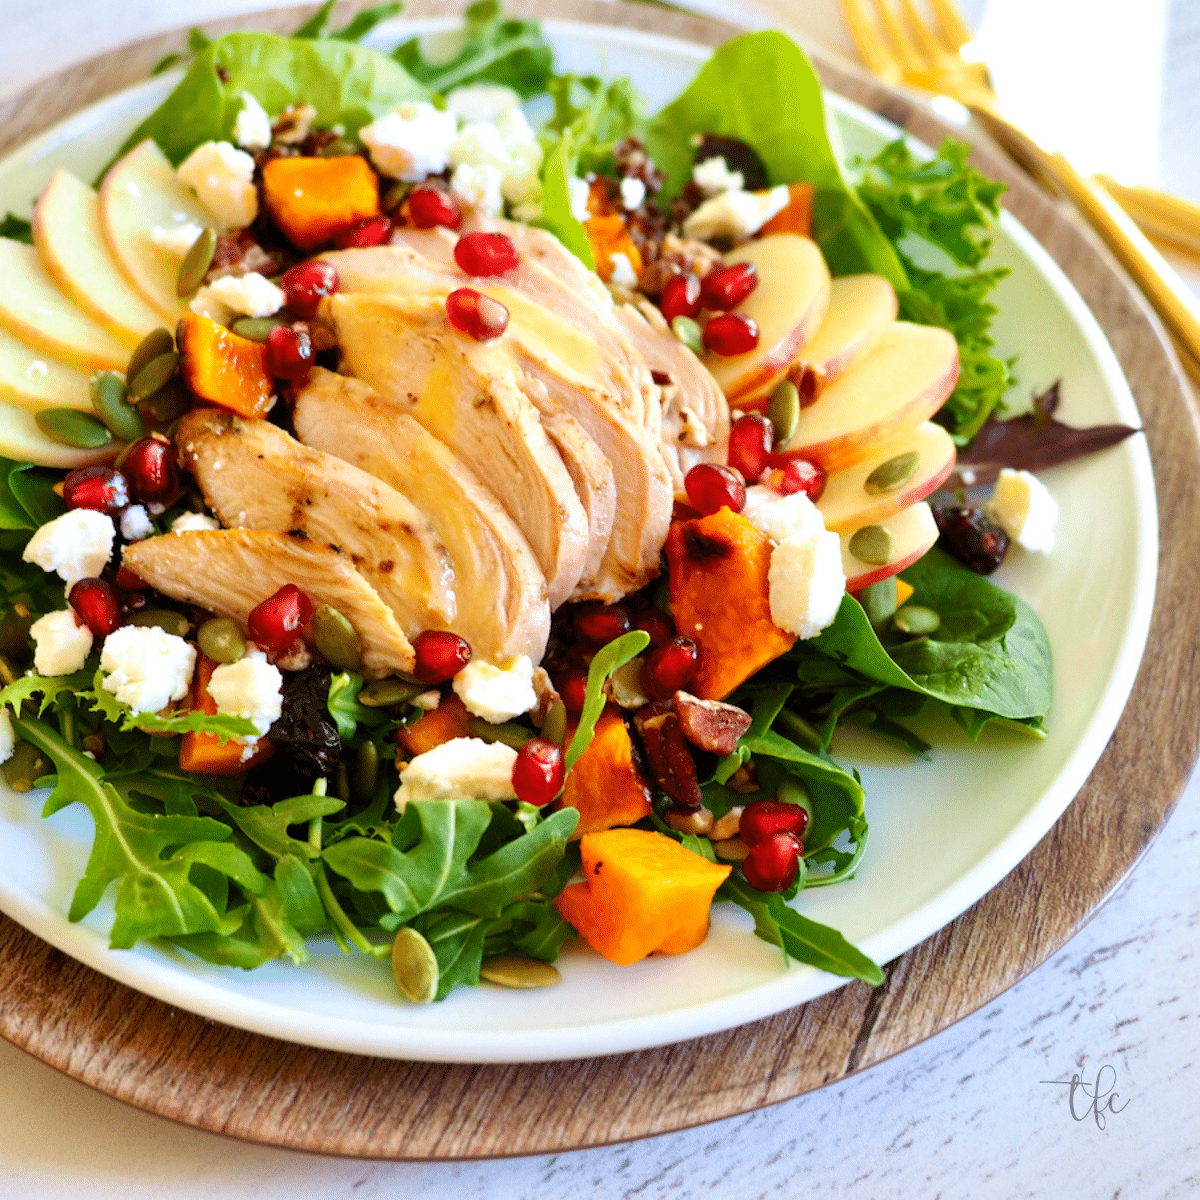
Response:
394,737,518,811
25,360,48,378
0,709,13,765
452,655,537,724
986,468,1059,553
23,508,114,587
100,625,196,714
207,650,283,739
608,252,639,289
150,221,204,257
568,175,592,224
233,91,272,150
741,485,826,544
30,610,93,676
119,505,155,542
620,176,646,211
359,102,457,181
204,272,286,319
449,162,505,217
188,285,234,325
693,155,744,195
171,511,221,534
445,83,521,124
177,141,258,229
683,185,789,242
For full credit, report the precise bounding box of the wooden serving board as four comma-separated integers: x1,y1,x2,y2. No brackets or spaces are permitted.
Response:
0,0,1196,1160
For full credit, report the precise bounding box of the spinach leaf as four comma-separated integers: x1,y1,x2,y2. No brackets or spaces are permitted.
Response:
538,129,594,269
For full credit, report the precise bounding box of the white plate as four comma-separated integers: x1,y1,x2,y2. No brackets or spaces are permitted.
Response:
0,19,1157,1063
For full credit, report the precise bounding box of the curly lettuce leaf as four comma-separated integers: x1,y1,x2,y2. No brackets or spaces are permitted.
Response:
0,666,95,717
84,671,258,741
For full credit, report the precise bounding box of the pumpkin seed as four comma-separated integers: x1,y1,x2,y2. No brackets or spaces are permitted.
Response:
126,327,174,383
893,604,941,635
3,739,52,793
466,717,535,749
0,652,19,687
540,699,567,748
358,676,425,707
90,370,145,442
127,351,180,403
777,775,815,822
713,837,750,862
35,408,112,449
335,761,352,805
860,575,898,631
0,606,34,663
197,616,246,664
767,378,800,445
232,316,287,343
671,314,703,355
392,926,439,1004
848,524,893,565
138,379,192,429
381,180,411,213
864,451,920,495
479,956,562,990
126,608,190,637
176,226,217,297
353,739,379,803
311,604,362,670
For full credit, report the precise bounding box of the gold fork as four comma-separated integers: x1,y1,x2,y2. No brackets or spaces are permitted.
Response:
841,0,1200,382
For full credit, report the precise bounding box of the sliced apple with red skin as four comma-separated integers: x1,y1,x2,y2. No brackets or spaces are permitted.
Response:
742,273,898,410
818,421,955,534
34,169,162,347
0,239,130,374
842,501,939,592
769,322,960,474
100,139,213,324
0,323,92,414
702,233,830,402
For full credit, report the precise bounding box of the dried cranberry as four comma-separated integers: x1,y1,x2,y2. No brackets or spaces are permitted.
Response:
511,737,565,807
247,583,314,654
68,578,120,638
703,311,758,356
933,505,1009,575
573,603,631,647
742,831,801,893
121,437,178,506
265,325,314,381
778,457,826,501
281,260,339,318
633,608,675,649
445,287,509,341
412,630,471,683
739,799,809,847
63,465,129,516
701,262,758,311
639,634,698,700
684,463,746,516
332,215,393,249
727,413,774,482
409,185,462,230
660,275,702,324
453,231,519,276
558,669,589,715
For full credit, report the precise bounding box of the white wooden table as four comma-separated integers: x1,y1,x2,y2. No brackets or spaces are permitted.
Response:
0,2,1196,1195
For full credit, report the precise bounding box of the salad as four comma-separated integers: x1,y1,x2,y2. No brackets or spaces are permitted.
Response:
0,2,1137,1004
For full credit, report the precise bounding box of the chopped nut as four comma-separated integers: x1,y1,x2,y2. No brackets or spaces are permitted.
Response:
665,805,713,835
634,701,702,807
725,763,760,794
677,406,709,448
531,666,561,726
275,639,313,671
709,806,743,841
713,837,750,862
672,690,752,755
272,104,317,145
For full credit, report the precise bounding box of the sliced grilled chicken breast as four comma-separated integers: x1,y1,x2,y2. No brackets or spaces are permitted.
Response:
294,368,551,664
125,529,414,679
325,290,589,609
175,408,456,636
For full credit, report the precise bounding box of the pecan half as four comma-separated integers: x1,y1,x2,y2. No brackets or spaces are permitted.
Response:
671,690,752,755
634,701,702,807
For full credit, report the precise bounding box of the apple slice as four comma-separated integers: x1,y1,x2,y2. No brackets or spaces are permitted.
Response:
818,421,955,534
842,502,939,592
0,324,92,414
702,233,830,402
100,139,212,324
0,239,130,374
0,396,116,469
34,169,163,346
770,322,959,474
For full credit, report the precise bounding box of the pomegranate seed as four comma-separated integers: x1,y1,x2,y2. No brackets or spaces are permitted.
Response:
247,583,314,654
573,603,631,646
660,275,702,324
409,185,462,230
332,215,393,249
121,437,179,506
511,737,565,806
684,463,746,516
639,634,698,700
559,669,589,714
703,311,758,356
412,630,471,683
445,287,509,341
633,608,675,649
265,325,314,381
701,262,758,311
778,457,826,501
739,799,810,847
63,465,129,516
742,831,802,893
281,260,339,318
727,413,774,482
68,578,120,638
566,641,596,670
453,231,519,276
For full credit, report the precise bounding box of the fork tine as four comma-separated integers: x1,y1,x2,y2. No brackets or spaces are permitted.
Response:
928,0,975,50
872,0,927,75
840,0,903,82
900,0,951,60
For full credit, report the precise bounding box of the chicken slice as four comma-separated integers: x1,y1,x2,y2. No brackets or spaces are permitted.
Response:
175,408,456,637
124,529,414,679
294,367,550,664
325,290,589,609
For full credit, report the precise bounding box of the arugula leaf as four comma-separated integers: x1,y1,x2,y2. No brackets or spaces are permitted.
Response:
564,630,649,773
172,877,309,967
215,792,345,862
326,670,385,740
545,74,642,176
83,671,258,741
0,214,33,244
510,900,574,960
291,0,338,39
411,907,493,1000
330,3,405,43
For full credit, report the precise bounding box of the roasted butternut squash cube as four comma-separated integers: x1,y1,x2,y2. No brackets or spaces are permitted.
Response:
760,182,815,237
177,313,274,419
262,155,381,250
561,706,652,839
179,653,273,775
396,693,471,758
